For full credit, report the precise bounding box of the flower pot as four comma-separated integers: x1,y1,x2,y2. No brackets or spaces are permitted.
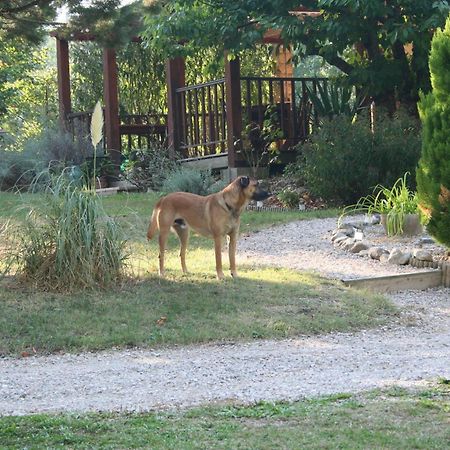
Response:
381,213,422,236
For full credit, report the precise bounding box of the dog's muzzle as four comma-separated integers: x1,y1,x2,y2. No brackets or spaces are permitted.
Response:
252,189,271,201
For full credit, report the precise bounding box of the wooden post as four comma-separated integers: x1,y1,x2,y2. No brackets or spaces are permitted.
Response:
442,262,450,288
166,57,185,158
103,48,121,169
56,38,71,128
224,53,243,169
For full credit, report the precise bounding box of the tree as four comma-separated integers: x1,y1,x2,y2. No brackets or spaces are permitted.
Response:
416,16,450,249
0,0,142,47
141,0,450,110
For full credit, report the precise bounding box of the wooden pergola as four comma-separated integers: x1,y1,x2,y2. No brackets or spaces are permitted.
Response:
54,9,324,174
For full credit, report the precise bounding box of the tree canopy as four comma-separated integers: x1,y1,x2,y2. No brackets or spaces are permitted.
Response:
141,0,450,109
0,0,142,46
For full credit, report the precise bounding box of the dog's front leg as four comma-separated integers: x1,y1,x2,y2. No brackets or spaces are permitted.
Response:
213,235,225,280
228,231,238,278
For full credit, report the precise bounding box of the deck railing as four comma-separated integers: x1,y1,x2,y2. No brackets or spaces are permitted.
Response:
176,76,328,158
176,79,227,158
66,76,329,161
66,111,167,153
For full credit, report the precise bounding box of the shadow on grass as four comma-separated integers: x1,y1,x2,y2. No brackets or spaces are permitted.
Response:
0,266,397,356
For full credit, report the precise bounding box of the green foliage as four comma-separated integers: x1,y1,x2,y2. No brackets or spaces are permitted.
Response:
142,1,450,109
241,105,283,176
0,37,58,141
306,81,364,119
161,167,225,195
277,189,300,209
340,173,419,236
417,16,450,248
0,1,142,46
5,175,127,291
122,142,179,191
289,109,421,205
0,127,87,190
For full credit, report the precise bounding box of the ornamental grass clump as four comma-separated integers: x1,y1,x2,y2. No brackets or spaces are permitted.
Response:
340,172,419,236
10,175,127,291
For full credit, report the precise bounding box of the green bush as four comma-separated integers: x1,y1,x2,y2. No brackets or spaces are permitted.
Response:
122,142,179,191
417,17,450,248
161,167,225,195
5,174,127,291
288,109,421,205
277,189,300,209
0,127,88,191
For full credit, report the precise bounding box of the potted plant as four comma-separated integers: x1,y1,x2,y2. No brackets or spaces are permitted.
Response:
340,173,422,236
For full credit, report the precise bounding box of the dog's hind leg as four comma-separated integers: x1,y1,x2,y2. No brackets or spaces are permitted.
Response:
173,222,190,274
158,228,170,278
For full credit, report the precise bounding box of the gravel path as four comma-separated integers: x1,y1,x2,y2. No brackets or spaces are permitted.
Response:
1,217,449,416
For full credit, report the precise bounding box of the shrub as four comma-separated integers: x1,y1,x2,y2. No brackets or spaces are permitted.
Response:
0,127,88,191
416,17,450,248
5,174,127,291
277,189,300,209
161,167,225,195
122,141,179,191
288,108,421,205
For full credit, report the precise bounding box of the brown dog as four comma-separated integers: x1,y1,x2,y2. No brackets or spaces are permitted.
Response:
147,176,270,279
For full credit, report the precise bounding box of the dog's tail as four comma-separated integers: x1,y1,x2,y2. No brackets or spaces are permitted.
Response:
147,201,161,240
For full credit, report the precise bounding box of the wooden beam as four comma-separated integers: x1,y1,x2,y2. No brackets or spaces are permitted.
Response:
103,48,121,169
342,270,443,293
55,38,71,128
224,53,243,169
166,57,185,158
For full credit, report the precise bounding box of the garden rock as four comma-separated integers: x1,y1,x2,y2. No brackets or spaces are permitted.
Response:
350,241,369,254
332,225,354,238
342,238,356,251
412,249,434,262
368,246,390,261
387,248,411,265
331,232,349,243
380,253,390,263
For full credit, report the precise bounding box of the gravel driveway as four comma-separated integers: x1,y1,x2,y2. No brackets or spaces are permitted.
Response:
1,217,449,416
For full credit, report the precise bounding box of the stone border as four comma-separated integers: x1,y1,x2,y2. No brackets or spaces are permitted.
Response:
331,216,446,269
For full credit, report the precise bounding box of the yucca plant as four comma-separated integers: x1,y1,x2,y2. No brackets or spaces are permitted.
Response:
7,172,127,291
306,82,364,119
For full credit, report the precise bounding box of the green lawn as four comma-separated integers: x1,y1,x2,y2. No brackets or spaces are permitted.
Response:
1,384,449,449
0,191,395,356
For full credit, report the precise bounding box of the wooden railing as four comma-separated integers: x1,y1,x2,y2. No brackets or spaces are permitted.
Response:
119,114,167,151
176,76,328,158
66,112,167,153
176,79,227,158
241,76,328,148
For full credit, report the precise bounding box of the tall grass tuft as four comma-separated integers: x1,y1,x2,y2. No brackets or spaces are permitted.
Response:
8,174,127,291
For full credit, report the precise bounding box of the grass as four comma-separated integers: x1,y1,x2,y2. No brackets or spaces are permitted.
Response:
1,384,449,449
0,190,393,356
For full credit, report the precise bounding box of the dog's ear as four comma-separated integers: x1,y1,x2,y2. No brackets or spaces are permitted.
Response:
239,176,250,188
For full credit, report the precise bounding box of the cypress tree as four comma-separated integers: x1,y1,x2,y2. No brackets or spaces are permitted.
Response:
417,16,450,248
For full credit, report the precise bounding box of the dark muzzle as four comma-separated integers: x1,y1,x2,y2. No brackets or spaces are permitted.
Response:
252,187,271,201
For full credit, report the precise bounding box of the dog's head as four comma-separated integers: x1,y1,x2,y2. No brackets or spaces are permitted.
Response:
238,176,271,201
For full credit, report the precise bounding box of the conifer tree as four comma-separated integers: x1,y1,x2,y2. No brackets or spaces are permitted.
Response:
417,16,450,248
